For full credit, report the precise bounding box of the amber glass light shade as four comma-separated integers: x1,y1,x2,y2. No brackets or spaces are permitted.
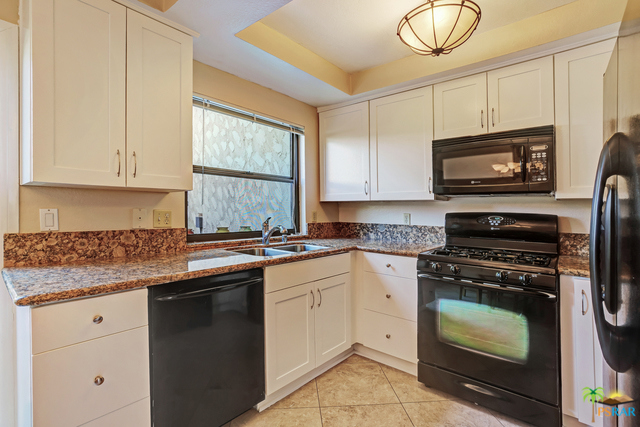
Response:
397,0,481,57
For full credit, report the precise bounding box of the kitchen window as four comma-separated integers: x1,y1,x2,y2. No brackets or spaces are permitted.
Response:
187,97,301,242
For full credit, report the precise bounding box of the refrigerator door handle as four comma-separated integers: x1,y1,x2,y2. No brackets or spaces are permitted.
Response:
603,184,618,314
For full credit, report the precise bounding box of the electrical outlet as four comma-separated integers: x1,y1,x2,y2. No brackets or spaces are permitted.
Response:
312,211,318,223
403,213,411,225
132,208,147,229
153,210,172,228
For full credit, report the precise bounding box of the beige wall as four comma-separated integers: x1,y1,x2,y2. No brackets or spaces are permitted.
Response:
193,60,338,227
19,60,338,233
0,0,18,26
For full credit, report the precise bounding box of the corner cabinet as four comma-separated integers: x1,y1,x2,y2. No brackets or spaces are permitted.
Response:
20,0,193,191
369,87,435,200
319,102,370,201
554,39,616,199
320,87,435,202
433,57,554,139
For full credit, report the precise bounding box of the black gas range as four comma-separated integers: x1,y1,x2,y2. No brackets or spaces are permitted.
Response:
417,213,561,427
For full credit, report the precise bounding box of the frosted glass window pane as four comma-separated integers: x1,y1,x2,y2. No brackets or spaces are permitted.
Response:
192,106,204,166
189,175,294,234
202,109,292,177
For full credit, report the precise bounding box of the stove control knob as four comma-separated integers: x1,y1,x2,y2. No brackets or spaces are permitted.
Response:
520,274,532,285
450,265,460,275
431,262,442,273
496,271,508,282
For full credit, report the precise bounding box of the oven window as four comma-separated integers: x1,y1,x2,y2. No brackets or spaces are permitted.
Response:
437,299,530,364
442,152,521,180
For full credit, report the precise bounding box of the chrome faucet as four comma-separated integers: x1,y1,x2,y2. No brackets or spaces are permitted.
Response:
261,217,288,245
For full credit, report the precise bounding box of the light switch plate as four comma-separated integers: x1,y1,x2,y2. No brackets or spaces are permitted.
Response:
132,208,147,229
403,213,411,225
39,209,59,231
153,210,172,228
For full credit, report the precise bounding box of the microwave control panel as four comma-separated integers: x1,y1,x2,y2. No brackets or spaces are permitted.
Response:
529,144,550,182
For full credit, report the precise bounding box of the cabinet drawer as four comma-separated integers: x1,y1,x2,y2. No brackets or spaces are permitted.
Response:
360,310,417,362
31,289,148,354
362,272,416,321
362,252,416,279
265,253,350,293
80,397,150,427
32,327,150,427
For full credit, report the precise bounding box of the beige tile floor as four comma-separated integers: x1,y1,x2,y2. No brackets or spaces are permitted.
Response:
223,354,535,427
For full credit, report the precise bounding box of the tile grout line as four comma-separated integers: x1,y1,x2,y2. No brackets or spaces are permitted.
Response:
315,379,324,427
379,363,416,427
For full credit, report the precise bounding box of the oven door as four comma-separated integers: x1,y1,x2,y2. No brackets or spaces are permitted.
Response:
417,273,559,405
433,141,529,195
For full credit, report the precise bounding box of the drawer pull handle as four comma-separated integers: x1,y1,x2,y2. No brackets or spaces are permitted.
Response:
94,376,105,386
386,334,391,339
386,263,391,268
386,294,391,299
93,315,104,325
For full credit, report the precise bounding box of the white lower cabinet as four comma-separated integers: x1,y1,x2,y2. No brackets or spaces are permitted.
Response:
560,275,604,427
16,289,150,427
264,255,352,395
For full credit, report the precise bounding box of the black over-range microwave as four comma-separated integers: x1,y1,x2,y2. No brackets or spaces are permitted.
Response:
432,125,554,196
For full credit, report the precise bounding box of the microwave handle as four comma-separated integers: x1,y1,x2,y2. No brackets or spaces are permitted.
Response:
520,146,526,183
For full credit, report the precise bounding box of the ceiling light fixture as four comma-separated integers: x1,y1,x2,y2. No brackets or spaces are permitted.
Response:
397,0,481,57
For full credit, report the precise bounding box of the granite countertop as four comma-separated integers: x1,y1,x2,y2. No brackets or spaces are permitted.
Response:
558,255,590,278
1,238,439,307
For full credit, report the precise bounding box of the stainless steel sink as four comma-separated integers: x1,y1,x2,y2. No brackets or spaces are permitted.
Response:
229,247,291,257
275,244,329,253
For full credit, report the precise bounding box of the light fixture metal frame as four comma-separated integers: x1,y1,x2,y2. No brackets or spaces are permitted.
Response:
397,0,481,57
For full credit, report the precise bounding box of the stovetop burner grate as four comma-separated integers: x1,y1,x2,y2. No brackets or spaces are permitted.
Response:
430,247,552,267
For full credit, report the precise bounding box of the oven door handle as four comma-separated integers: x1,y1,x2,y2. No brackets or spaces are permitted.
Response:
418,273,556,301
520,145,526,183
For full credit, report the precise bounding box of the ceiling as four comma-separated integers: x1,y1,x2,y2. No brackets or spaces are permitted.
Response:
260,0,577,74
132,0,622,108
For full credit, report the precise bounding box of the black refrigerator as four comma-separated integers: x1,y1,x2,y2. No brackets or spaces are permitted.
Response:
591,1,640,426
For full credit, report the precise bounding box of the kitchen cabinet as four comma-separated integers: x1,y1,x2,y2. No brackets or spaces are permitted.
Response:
369,87,435,200
264,254,351,394
554,39,616,199
17,289,150,427
487,56,554,132
20,0,193,191
433,57,553,139
434,73,487,140
319,102,370,201
358,252,417,363
560,276,604,427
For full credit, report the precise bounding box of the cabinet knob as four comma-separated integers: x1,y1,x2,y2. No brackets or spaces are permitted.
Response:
94,375,105,386
386,334,391,339
386,294,391,299
93,315,104,325
386,263,391,268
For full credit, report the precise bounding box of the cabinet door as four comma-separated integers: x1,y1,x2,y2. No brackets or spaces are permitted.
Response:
26,0,126,187
369,87,434,200
555,40,616,199
434,73,487,139
574,277,603,427
265,283,315,394
314,273,351,366
126,10,193,191
319,102,370,201
487,56,554,132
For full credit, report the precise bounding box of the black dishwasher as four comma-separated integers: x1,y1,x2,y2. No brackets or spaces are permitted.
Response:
149,269,265,427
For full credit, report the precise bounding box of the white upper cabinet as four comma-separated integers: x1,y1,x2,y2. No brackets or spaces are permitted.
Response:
434,73,487,139
554,39,616,199
369,87,434,200
21,0,194,191
126,10,193,191
22,0,127,187
319,102,370,201
487,56,554,132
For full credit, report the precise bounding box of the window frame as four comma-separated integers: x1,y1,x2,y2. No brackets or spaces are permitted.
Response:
186,99,301,243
